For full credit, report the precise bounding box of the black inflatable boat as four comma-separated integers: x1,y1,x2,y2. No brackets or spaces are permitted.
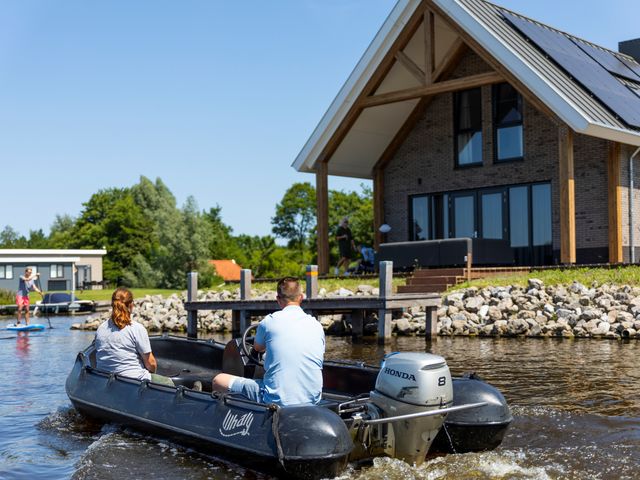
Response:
66,333,512,479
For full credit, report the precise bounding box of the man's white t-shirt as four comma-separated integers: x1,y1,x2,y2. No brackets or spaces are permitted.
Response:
255,305,325,406
95,319,152,381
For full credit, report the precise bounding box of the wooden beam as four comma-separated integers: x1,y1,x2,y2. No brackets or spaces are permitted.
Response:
395,50,426,85
559,127,576,264
427,1,562,125
372,37,468,173
316,162,329,274
373,169,385,249
608,141,623,263
314,5,427,164
362,71,503,108
424,10,435,84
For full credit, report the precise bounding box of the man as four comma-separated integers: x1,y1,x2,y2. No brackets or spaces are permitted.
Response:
335,217,356,276
16,267,43,326
212,277,325,406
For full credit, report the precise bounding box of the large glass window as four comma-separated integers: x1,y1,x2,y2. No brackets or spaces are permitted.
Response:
481,192,504,239
0,265,12,279
532,183,552,246
453,194,476,238
509,186,529,248
454,88,483,166
494,83,523,162
410,196,429,241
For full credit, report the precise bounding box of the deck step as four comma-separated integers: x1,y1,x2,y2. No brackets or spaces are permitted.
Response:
406,276,463,286
412,268,466,277
397,284,451,294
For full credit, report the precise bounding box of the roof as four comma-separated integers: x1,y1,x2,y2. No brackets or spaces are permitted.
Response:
0,249,107,256
209,259,244,281
293,0,640,180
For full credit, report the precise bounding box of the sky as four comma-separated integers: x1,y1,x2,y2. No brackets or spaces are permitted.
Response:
0,0,638,239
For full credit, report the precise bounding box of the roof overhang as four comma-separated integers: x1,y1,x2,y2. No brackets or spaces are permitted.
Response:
0,257,81,263
0,249,107,256
293,0,640,178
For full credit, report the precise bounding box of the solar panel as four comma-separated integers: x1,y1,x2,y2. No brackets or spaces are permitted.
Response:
572,38,640,82
618,56,640,79
502,11,640,129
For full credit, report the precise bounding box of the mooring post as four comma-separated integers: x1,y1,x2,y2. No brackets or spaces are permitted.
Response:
425,305,438,342
305,265,318,299
187,271,198,339
351,310,364,340
377,261,393,344
239,269,252,332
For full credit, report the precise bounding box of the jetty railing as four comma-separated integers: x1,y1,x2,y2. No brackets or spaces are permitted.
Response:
184,261,441,344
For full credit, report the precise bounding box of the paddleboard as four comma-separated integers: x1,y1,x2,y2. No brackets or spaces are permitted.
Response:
6,324,46,331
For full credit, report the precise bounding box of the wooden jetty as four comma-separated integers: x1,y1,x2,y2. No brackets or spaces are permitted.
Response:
184,261,441,344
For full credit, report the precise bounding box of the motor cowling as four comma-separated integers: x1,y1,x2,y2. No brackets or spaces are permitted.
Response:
370,352,453,465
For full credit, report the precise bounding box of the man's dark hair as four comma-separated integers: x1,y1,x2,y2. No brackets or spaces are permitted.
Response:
276,277,302,303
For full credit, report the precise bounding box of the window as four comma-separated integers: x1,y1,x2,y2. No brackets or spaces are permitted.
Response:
532,183,552,246
481,191,504,239
493,83,523,162
50,264,64,278
0,265,12,279
454,88,483,166
410,196,430,241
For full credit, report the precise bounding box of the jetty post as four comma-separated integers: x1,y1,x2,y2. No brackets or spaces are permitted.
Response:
239,269,252,332
187,271,198,339
377,261,393,343
305,265,318,299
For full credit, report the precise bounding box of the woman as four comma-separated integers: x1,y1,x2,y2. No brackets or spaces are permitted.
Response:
95,287,174,386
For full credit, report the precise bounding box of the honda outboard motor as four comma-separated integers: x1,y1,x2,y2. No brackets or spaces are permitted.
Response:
369,352,453,465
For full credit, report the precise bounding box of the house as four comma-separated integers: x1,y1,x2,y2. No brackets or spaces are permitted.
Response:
293,0,640,273
209,259,244,282
0,249,107,291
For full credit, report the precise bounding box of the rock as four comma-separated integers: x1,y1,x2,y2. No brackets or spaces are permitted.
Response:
528,278,544,290
464,296,484,313
478,305,489,318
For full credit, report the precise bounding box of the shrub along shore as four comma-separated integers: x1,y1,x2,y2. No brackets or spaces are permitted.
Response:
72,278,640,339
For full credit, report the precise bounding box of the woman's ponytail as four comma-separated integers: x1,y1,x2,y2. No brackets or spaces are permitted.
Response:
111,287,133,329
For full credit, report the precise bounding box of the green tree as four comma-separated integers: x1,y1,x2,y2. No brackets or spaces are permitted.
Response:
48,214,76,248
0,226,26,248
271,182,316,251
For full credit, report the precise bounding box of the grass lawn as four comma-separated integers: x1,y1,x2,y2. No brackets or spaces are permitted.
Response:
450,265,640,292
27,288,182,303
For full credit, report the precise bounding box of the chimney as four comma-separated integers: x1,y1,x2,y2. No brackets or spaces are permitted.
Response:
619,38,640,63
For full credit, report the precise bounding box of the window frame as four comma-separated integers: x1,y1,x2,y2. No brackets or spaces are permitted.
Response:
453,88,484,168
492,83,524,163
50,264,64,279
0,264,12,279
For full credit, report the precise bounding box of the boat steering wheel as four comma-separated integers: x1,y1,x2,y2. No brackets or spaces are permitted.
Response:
241,323,264,366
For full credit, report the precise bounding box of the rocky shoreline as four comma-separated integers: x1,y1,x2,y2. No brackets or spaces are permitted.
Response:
72,279,640,339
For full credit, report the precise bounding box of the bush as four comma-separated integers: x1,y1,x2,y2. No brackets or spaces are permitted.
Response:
0,289,15,304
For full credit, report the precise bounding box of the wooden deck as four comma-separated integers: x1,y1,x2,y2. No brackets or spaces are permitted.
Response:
183,263,441,344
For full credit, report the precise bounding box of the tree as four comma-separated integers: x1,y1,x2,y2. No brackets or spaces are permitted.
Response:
271,182,316,251
0,226,26,248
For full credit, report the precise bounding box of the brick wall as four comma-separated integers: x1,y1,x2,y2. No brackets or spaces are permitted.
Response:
382,49,612,263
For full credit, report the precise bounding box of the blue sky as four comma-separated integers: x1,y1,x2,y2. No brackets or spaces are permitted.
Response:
1,0,638,239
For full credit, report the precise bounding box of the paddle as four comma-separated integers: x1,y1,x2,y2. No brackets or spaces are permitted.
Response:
36,277,52,329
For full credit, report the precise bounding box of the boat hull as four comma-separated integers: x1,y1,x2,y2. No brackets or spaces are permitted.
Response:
66,345,352,479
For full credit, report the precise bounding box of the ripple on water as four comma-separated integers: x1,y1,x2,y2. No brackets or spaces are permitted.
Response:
71,429,266,480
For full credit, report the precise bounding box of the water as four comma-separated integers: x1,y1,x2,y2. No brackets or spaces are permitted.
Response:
1,316,640,479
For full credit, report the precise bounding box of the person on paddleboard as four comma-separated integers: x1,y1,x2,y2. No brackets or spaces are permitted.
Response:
16,267,43,326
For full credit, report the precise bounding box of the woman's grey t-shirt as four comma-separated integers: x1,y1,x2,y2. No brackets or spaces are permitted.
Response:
95,319,152,381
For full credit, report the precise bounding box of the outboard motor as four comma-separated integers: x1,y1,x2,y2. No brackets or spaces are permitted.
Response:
368,352,453,465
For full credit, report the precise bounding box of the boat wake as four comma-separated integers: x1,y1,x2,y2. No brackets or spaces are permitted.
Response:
37,406,105,439
72,428,265,480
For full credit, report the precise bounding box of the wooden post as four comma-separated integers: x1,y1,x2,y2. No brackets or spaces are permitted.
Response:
559,127,576,264
425,306,438,341
186,272,198,339
305,265,318,299
377,261,393,344
373,169,385,250
466,252,472,283
316,162,329,274
608,142,623,263
239,269,252,333
351,309,364,341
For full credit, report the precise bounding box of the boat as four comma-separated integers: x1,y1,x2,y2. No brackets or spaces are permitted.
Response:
7,323,46,331
66,330,512,479
35,293,95,315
